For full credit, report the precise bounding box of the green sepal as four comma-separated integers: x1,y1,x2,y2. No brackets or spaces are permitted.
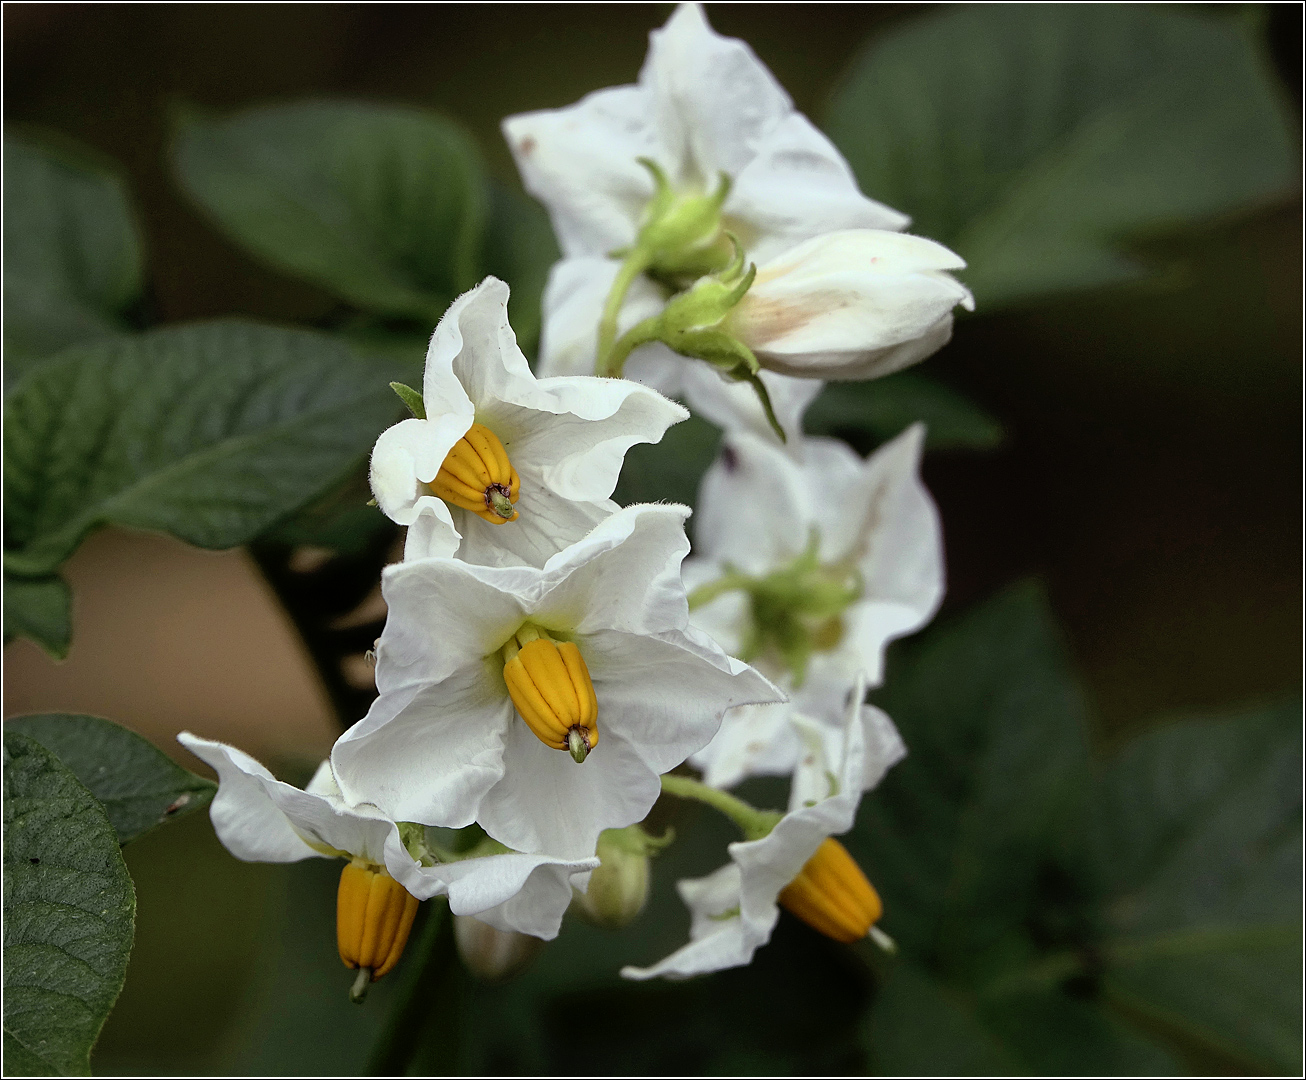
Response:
389,381,426,420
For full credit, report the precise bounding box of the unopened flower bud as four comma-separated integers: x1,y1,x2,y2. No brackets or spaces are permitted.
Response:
454,915,545,982
502,625,599,761
726,229,974,381
337,861,421,1001
428,422,521,523
572,824,669,929
631,158,734,279
778,837,882,943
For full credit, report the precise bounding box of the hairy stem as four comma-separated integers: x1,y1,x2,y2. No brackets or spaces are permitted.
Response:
596,251,652,376
659,773,780,840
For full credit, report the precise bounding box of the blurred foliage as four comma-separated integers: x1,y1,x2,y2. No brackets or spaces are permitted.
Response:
2,136,144,386
2,572,70,659
828,5,1297,310
3,733,136,1076
6,715,215,844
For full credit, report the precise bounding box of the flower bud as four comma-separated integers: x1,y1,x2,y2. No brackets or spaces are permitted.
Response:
502,626,599,761
778,837,882,943
428,422,521,523
337,861,421,998
454,915,545,982
572,825,668,929
632,158,734,279
726,229,975,381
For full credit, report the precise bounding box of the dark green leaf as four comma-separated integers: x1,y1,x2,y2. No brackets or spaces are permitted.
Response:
804,370,1003,450
3,136,142,377
859,582,1091,968
5,714,216,845
3,571,70,658
828,7,1297,309
173,101,487,323
481,181,561,358
3,732,136,1076
1091,702,1302,1073
3,320,407,578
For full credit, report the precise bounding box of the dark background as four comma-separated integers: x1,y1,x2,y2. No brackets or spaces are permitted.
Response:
5,3,1301,1074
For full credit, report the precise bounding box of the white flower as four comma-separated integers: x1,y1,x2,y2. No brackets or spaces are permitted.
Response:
369,276,687,567
330,503,781,861
537,256,821,443
686,422,942,788
621,680,904,979
178,733,596,939
726,230,975,381
504,3,904,265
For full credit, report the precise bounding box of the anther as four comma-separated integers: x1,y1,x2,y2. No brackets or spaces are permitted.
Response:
337,862,420,999
777,837,882,943
428,423,521,524
502,629,599,760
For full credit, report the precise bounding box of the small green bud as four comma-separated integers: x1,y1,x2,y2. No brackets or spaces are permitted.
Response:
632,159,734,280
453,915,544,983
572,824,672,929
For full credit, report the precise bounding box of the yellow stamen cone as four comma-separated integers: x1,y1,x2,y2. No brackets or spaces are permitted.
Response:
503,636,599,761
337,862,421,984
428,422,521,523
778,838,882,943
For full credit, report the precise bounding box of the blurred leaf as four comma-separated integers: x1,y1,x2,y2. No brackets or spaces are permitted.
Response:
2,136,143,381
6,714,216,845
173,101,487,323
805,370,1003,450
828,6,1297,309
859,582,1091,967
482,181,561,358
613,414,722,515
3,732,136,1076
3,320,406,579
3,571,70,659
1091,701,1303,1073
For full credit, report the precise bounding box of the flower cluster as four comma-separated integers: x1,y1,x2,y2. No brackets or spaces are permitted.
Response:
186,3,959,993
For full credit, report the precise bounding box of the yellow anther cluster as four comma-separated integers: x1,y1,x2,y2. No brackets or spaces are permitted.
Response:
502,629,598,762
337,862,420,981
429,422,521,523
778,837,882,943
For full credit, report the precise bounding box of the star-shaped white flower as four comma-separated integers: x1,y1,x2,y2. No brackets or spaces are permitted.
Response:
621,681,905,979
178,733,597,939
369,276,687,567
685,422,942,788
331,503,782,861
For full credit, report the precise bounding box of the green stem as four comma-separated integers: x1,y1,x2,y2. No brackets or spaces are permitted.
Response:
365,898,453,1076
686,570,751,611
659,773,780,840
596,250,652,376
601,314,665,379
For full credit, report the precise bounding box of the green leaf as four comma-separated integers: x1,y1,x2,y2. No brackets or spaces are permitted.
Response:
3,136,143,379
3,320,407,578
3,571,70,658
173,101,487,323
5,714,216,845
1090,702,1302,1073
389,381,426,420
482,182,560,358
828,7,1297,309
804,370,1003,450
3,732,136,1076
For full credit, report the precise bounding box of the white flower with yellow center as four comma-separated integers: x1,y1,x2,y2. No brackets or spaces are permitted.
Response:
369,276,687,567
178,734,598,998
503,2,907,437
685,422,942,789
622,677,904,980
330,503,781,861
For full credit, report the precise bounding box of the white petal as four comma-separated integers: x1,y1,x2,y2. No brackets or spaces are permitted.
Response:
179,733,394,865
426,277,539,414
369,417,471,527
682,556,748,657
640,2,791,182
694,430,809,573
448,494,612,570
386,839,598,940
583,626,781,775
401,499,462,561
677,364,822,446
502,87,656,257
178,733,317,863
689,700,802,790
478,720,662,860
729,114,909,262
331,673,513,828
